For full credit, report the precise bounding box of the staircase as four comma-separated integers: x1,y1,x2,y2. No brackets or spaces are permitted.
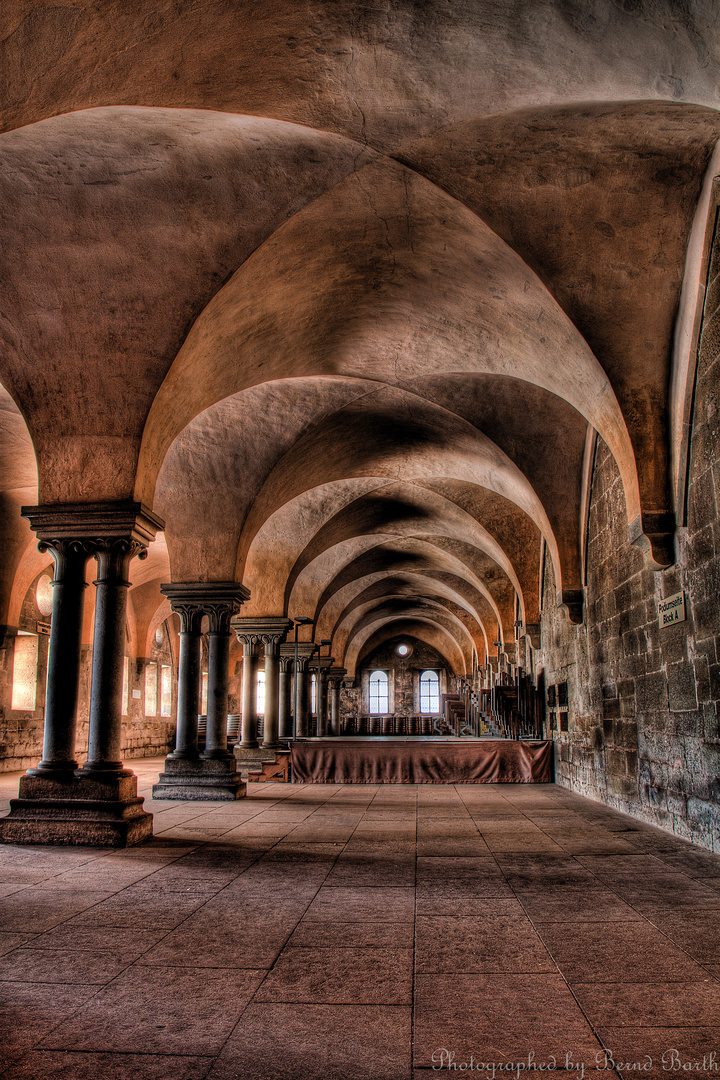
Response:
243,750,292,783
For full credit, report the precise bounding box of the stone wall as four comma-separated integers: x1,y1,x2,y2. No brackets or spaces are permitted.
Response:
340,638,450,720
538,427,720,850
536,215,720,852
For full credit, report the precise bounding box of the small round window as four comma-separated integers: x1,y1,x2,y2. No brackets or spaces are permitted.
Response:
396,643,412,657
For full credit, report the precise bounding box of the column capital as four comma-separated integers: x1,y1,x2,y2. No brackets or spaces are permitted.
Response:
327,667,347,684
278,654,294,673
35,538,91,582
22,501,164,549
160,582,250,634
231,616,293,646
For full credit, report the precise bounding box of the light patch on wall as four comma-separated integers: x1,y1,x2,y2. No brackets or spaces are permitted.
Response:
122,656,130,715
145,663,158,716
161,665,172,716
12,633,38,711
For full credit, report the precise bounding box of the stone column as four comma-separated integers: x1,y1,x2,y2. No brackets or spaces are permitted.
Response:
239,638,260,749
278,646,294,740
294,648,315,739
204,603,237,759
261,635,282,751
30,540,90,776
0,501,163,847
153,583,250,801
231,617,292,762
82,538,146,775
315,660,332,737
327,667,346,737
166,602,203,761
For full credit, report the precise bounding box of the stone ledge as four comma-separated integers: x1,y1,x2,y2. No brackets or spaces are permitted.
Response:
0,770,152,847
152,756,246,801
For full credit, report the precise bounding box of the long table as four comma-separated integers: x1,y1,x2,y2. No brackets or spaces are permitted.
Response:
290,738,553,784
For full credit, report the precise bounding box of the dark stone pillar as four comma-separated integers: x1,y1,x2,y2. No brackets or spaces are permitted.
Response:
83,539,146,775
278,651,294,740
0,502,163,847
205,607,234,760
295,657,311,738
239,638,260,749
168,603,203,760
231,617,292,764
153,583,249,801
261,635,282,751
316,664,330,737
30,540,89,775
328,668,346,737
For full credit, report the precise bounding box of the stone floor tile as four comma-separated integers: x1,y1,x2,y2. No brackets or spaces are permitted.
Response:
552,835,641,855
0,870,57,886
641,911,720,963
415,839,493,857
575,854,673,875
263,842,345,859
324,857,415,887
140,909,303,969
0,945,136,984
288,918,415,948
573,979,720,1027
535,921,710,981
255,946,412,1004
342,840,417,855
416,879,515,901
0,980,100,1067
0,932,38,957
416,855,504,882
64,889,209,929
478,833,566,853
0,889,114,932
0,1050,213,1080
284,829,358,843
415,896,526,917
414,972,604,1067
208,1002,411,1080
38,964,265,1055
415,915,554,973
28,925,169,953
498,859,598,890
593,1028,720,1077
516,887,643,922
303,886,415,922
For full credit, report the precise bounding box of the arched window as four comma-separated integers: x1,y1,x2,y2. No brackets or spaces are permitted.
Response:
369,670,389,714
311,673,317,714
257,670,265,715
420,670,440,714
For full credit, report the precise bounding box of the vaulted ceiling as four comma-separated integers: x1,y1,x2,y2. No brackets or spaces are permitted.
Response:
1,0,719,673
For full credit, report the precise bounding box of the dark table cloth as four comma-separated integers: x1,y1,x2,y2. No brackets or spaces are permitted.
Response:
291,739,553,784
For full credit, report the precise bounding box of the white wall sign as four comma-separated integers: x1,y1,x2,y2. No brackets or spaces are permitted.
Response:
659,591,686,628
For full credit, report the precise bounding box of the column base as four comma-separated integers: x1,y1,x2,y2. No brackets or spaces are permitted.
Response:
234,745,270,763
0,772,152,847
153,756,246,801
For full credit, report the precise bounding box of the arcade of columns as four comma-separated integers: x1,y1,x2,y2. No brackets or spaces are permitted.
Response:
0,529,358,842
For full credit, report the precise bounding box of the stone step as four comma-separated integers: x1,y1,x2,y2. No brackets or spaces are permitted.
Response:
246,751,292,783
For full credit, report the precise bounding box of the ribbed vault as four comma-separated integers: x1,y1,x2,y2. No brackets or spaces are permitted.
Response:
2,8,719,677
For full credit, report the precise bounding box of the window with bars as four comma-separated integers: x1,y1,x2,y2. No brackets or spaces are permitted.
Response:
369,670,389,714
420,670,440,714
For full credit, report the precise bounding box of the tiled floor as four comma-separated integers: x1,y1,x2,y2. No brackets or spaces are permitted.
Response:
1,760,720,1078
